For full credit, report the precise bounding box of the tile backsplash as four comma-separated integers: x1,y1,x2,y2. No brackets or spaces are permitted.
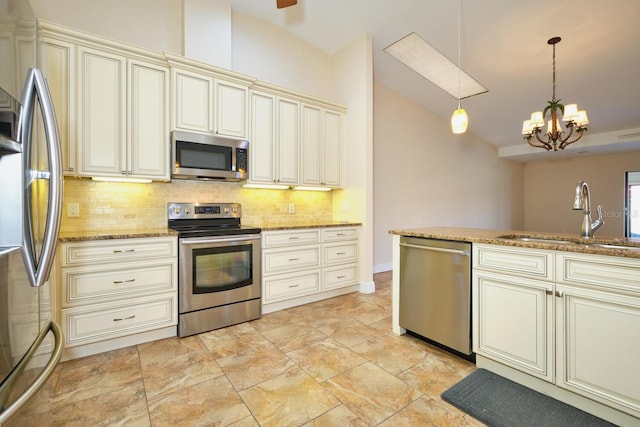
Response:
61,178,334,232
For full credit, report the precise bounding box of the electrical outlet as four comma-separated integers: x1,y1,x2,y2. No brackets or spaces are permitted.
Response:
67,202,80,217
288,203,295,214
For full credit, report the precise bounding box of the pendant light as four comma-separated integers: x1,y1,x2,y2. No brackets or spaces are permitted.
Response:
451,0,468,134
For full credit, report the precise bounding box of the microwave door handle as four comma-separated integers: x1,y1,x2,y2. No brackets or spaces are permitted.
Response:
19,68,63,288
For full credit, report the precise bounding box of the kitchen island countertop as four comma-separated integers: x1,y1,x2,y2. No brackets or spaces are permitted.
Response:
389,226,640,259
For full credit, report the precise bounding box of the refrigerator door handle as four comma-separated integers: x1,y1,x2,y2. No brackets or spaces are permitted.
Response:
19,68,63,288
0,321,64,424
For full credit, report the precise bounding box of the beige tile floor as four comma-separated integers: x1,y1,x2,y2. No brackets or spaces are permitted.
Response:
13,271,482,426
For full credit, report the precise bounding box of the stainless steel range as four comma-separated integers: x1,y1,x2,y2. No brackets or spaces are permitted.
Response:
168,202,261,337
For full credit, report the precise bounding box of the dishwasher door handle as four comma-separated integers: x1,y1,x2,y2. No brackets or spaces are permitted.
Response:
399,242,469,256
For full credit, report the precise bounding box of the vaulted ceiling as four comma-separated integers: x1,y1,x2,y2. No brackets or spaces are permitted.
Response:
228,0,640,160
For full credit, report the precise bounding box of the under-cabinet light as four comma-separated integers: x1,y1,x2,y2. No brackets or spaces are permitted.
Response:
91,177,152,184
293,186,332,192
243,183,291,190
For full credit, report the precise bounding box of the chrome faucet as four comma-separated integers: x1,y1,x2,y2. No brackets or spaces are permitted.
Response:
573,180,604,238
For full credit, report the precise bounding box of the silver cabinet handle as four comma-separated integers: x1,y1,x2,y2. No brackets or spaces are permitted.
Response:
545,289,552,296
337,275,347,279
289,284,300,288
336,252,346,255
288,258,300,262
289,236,299,240
113,278,136,284
113,249,135,253
113,315,136,322
399,242,469,256
555,290,564,298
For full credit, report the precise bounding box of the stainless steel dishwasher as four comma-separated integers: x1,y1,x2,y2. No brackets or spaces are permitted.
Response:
399,236,472,356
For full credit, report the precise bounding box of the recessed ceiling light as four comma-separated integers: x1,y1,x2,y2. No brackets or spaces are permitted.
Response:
384,32,487,99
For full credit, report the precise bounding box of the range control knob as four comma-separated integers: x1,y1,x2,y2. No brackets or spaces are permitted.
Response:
173,206,181,215
224,208,230,214
184,207,191,215
232,206,238,213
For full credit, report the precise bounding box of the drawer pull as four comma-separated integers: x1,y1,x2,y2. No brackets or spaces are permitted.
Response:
336,233,346,236
555,290,564,298
113,278,136,284
288,237,299,240
113,315,135,322
336,275,347,279
336,252,346,255
289,284,300,288
113,249,135,253
288,258,300,262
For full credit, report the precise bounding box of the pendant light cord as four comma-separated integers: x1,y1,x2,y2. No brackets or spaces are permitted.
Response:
457,0,462,108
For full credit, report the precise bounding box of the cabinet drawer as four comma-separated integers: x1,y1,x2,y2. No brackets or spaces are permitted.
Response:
474,244,554,282
262,230,320,248
323,242,358,266
62,260,176,306
61,293,177,346
264,270,320,302
61,237,177,266
322,227,358,242
264,246,320,274
557,253,640,294
323,264,357,290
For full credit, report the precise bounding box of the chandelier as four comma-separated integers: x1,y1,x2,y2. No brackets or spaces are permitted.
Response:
521,36,589,151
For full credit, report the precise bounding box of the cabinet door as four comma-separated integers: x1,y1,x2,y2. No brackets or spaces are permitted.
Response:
249,90,276,184
323,110,342,187
556,284,640,416
39,38,75,174
301,104,322,185
172,68,213,134
473,271,554,382
77,46,126,176
128,59,169,180
277,98,300,184
215,79,248,138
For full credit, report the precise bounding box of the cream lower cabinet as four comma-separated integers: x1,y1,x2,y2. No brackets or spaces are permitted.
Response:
555,252,640,417
474,244,640,420
57,237,178,358
473,244,554,382
262,227,359,311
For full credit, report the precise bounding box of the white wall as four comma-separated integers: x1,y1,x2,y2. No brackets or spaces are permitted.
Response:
231,13,333,98
373,81,524,272
29,0,182,54
523,151,640,237
331,34,374,287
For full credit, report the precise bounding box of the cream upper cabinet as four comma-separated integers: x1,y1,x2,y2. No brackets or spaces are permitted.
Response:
76,45,127,176
128,59,169,178
301,104,343,188
215,79,248,139
39,37,76,174
76,46,169,180
171,67,213,134
168,56,251,139
249,89,299,185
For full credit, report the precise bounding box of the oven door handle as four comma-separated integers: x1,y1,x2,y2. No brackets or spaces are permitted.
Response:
180,234,261,246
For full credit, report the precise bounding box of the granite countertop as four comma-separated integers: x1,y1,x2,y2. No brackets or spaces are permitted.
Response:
254,221,362,231
58,222,361,241
58,228,179,242
389,226,640,259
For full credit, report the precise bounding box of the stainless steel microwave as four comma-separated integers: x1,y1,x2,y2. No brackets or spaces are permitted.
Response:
171,131,249,181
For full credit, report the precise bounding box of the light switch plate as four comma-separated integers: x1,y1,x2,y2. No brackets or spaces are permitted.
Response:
67,202,80,217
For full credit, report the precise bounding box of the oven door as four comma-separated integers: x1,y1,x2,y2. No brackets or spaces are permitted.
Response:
178,234,261,313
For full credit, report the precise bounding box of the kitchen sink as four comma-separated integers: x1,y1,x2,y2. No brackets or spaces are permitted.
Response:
496,235,577,245
591,243,640,251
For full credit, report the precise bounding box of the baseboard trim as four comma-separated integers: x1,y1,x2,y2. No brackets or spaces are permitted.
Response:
374,262,392,274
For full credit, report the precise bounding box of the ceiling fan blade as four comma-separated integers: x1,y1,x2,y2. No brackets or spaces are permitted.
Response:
276,0,297,9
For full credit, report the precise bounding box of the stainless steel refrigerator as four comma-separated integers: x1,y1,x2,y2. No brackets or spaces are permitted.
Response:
0,0,64,423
